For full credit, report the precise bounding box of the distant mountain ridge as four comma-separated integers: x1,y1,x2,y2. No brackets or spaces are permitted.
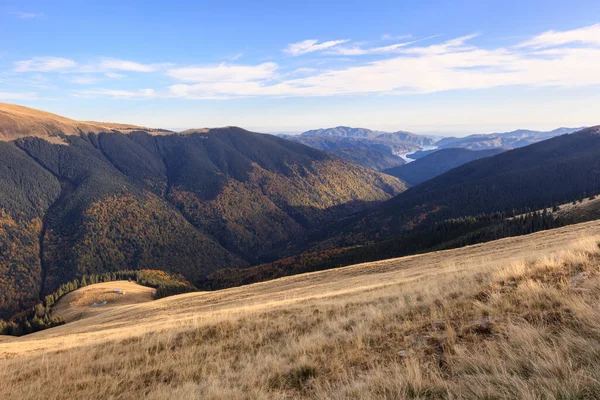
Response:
282,126,436,170
436,127,586,150
309,126,600,249
300,126,436,146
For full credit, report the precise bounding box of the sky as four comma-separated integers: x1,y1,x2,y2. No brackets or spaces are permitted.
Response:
1,0,600,135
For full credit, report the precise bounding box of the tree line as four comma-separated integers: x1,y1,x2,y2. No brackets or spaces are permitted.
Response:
0,269,196,336
200,209,566,290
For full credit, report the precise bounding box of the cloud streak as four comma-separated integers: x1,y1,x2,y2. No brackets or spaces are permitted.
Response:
518,23,600,48
10,12,44,20
284,39,349,56
15,57,77,72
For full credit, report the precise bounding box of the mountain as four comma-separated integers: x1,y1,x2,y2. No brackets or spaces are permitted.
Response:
281,127,435,170
384,148,506,185
313,127,600,247
281,134,417,170
0,104,405,320
436,127,586,150
300,126,436,146
301,126,382,139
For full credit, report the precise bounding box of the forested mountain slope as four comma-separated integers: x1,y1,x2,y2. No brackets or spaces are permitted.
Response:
384,148,505,185
314,127,600,247
0,107,405,320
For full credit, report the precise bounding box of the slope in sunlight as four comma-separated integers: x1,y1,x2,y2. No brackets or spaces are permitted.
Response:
1,221,600,399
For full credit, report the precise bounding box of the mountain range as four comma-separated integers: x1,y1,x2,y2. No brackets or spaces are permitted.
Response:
435,127,586,150
280,125,585,174
280,126,435,170
312,126,600,249
1,103,598,326
0,104,404,320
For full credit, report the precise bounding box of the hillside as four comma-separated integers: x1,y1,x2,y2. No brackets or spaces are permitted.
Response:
317,127,600,247
0,105,405,321
384,148,505,185
2,221,600,398
0,102,165,141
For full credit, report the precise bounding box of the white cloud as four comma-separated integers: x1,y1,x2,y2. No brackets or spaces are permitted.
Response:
70,76,99,85
97,59,159,72
329,35,443,55
0,91,38,100
381,34,412,41
166,30,600,99
518,23,600,48
72,88,157,99
104,72,125,79
15,57,77,72
284,39,349,56
230,52,244,61
167,62,278,82
10,12,44,20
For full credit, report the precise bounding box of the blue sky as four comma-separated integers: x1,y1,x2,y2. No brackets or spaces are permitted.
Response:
2,0,600,134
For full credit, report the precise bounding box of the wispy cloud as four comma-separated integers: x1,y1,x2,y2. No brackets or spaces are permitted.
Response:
230,52,244,61
327,35,443,55
10,12,44,20
15,57,77,72
284,39,349,56
70,76,99,85
73,88,157,99
0,91,38,100
14,57,161,75
96,58,160,72
381,34,412,41
168,62,278,82
104,72,125,79
517,23,600,48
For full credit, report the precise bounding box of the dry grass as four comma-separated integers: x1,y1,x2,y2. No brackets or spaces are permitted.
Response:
0,102,161,141
2,221,600,399
52,281,155,323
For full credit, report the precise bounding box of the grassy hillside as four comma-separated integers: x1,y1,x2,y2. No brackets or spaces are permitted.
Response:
1,221,600,398
0,102,169,142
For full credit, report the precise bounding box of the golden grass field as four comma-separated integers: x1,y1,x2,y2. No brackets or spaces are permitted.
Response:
52,281,155,324
2,220,600,399
0,102,160,141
